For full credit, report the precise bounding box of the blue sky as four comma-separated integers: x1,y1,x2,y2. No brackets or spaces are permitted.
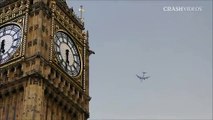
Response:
68,0,212,119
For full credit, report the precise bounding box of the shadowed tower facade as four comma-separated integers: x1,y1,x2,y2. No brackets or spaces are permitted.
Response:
0,0,92,119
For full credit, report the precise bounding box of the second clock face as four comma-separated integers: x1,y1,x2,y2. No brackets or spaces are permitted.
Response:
54,31,81,77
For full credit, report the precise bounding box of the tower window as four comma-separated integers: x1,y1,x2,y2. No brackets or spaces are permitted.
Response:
29,26,33,32
33,39,37,45
45,43,48,50
41,40,44,47
42,25,45,32
34,24,39,30
28,41,32,47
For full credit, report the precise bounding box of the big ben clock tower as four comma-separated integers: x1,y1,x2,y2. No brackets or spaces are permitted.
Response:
0,0,92,119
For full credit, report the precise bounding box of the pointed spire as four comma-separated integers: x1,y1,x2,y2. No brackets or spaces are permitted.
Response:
79,5,85,22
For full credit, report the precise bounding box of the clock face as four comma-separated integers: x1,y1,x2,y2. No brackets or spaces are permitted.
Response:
0,24,22,64
54,31,81,77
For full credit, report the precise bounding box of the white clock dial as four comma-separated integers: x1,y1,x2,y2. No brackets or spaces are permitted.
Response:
0,24,22,64
54,31,81,77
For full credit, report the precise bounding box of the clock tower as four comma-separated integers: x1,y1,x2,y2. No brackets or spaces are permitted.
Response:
0,0,92,119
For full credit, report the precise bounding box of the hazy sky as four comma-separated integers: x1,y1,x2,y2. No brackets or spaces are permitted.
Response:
68,0,212,119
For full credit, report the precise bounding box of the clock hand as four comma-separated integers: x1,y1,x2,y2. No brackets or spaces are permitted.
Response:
0,39,5,53
65,49,69,64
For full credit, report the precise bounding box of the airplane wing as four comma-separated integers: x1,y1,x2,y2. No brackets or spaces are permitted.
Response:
144,76,150,79
136,74,143,79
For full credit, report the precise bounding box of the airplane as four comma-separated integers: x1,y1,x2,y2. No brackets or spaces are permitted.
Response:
136,72,150,82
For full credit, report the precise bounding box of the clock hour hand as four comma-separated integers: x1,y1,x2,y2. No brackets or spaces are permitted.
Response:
65,49,69,64
0,39,5,53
